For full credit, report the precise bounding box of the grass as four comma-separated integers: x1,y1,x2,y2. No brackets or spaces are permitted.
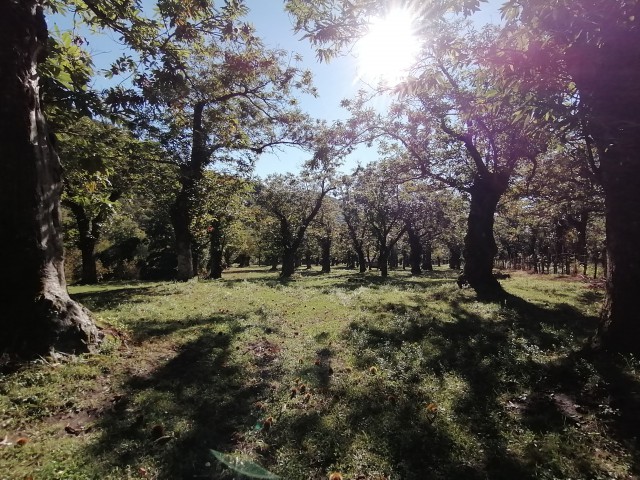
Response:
1,267,639,479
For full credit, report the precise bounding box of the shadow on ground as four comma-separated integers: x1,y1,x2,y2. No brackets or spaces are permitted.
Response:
337,289,639,478
86,327,268,479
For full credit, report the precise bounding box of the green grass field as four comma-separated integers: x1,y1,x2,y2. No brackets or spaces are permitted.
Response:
1,267,638,479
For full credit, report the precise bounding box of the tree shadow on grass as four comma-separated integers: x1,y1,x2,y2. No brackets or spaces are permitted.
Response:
339,289,637,478
71,285,162,311
86,329,269,479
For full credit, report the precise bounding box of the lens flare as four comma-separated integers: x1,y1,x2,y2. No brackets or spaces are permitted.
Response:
356,8,421,85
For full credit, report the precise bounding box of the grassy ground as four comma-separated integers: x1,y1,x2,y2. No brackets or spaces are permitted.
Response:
1,267,639,480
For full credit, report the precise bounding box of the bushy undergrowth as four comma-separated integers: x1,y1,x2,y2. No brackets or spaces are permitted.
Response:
1,267,638,479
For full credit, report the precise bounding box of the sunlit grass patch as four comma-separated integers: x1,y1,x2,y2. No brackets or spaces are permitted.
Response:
1,267,637,479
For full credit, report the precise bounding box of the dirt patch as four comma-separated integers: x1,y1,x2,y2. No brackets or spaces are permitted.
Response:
247,339,281,365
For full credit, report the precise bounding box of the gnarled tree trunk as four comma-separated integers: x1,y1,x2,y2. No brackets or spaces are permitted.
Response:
0,1,99,354
463,177,507,299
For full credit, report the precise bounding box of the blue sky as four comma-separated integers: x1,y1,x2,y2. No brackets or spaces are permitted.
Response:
49,0,503,177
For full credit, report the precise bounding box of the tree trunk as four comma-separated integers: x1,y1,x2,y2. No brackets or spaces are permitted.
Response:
66,203,99,284
378,248,389,277
593,144,640,353
281,249,296,278
170,186,194,281
463,177,506,299
407,227,422,275
559,33,640,352
423,242,434,271
389,246,399,269
170,102,208,281
448,246,462,270
320,237,331,273
79,236,98,284
357,248,367,273
208,219,223,279
0,1,99,354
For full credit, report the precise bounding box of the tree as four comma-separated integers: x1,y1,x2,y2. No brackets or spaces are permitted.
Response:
59,118,163,283
496,0,640,352
0,1,99,354
312,198,341,273
350,162,408,277
256,168,336,278
147,40,315,280
338,175,372,273
189,172,250,279
342,22,549,296
400,182,450,275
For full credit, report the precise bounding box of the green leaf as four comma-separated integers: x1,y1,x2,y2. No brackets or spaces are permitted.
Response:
210,450,281,479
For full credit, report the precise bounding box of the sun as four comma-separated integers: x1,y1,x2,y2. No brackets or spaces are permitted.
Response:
356,8,421,85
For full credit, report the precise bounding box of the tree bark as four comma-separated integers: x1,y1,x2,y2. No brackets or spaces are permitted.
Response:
320,236,331,273
559,36,640,353
66,203,98,284
170,184,194,281
463,177,506,299
593,143,640,353
0,1,99,354
448,245,462,270
208,219,223,279
171,102,208,281
422,242,434,271
281,249,296,277
378,248,389,277
357,248,366,273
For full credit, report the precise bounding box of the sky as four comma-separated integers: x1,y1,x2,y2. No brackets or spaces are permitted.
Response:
50,0,504,177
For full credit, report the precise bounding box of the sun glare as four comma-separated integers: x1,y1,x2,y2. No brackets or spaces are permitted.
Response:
356,8,421,85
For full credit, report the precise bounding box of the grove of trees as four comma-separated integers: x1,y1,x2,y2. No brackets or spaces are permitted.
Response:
1,0,638,355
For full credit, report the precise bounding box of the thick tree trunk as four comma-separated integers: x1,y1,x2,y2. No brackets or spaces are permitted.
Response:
389,246,399,269
281,249,296,278
407,227,422,275
562,35,640,353
378,249,389,278
593,145,640,354
0,1,99,354
463,178,506,299
171,102,208,281
357,248,367,273
320,237,331,273
170,187,194,281
448,246,462,270
79,237,98,284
